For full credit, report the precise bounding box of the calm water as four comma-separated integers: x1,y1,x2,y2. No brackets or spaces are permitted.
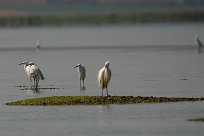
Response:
0,23,204,136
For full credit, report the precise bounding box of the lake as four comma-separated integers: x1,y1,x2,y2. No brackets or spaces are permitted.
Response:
0,23,204,136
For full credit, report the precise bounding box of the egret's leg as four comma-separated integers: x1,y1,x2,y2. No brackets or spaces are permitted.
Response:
36,78,39,90
106,87,109,96
33,77,36,88
82,79,85,88
35,78,37,90
35,78,37,89
29,77,32,88
33,76,38,90
79,79,82,88
102,89,103,97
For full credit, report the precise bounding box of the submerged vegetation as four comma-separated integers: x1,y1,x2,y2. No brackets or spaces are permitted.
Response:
5,96,204,106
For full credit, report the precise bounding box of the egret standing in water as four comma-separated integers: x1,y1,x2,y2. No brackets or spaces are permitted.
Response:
74,64,86,89
195,34,203,53
98,61,111,96
19,61,32,86
19,61,44,89
29,62,44,89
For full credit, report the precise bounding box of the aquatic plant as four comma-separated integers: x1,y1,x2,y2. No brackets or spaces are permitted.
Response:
188,118,204,122
5,96,204,106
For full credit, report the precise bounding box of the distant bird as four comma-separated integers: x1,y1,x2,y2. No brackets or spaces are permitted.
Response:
195,34,203,53
29,62,44,89
36,40,41,49
97,61,111,96
19,61,32,86
74,64,86,89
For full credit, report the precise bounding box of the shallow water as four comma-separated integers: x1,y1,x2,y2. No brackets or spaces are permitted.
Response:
0,23,204,136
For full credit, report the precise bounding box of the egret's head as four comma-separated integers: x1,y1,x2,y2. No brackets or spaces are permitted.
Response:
74,64,81,68
105,61,110,68
19,61,28,65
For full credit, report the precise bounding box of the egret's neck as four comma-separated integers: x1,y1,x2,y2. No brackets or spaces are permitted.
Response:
23,64,28,69
105,65,109,69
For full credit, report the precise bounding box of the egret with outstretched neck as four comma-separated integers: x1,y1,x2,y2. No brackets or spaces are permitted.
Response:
97,61,111,96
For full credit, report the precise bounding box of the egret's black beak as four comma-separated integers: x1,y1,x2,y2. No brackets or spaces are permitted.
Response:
74,66,78,68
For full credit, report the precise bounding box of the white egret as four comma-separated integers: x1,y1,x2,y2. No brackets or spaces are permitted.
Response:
19,61,32,86
195,34,203,53
74,64,86,89
97,61,111,96
29,62,44,89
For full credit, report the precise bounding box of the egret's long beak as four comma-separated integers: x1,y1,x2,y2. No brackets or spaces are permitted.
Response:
74,66,78,68
19,62,24,65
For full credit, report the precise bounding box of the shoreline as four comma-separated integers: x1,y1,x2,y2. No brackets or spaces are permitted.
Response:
0,11,204,27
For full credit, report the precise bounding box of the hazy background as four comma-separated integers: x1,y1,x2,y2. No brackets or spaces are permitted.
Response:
0,1,204,136
0,0,203,17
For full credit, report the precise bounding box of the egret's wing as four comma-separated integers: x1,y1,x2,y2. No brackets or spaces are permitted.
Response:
36,68,44,80
25,65,31,76
82,66,86,78
107,68,111,83
30,64,44,80
98,67,105,88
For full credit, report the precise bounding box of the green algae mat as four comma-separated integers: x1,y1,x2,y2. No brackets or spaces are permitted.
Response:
5,96,204,106
188,118,204,122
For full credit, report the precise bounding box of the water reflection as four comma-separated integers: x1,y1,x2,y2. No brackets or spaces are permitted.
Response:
80,87,86,96
80,86,86,91
98,104,112,127
26,88,41,95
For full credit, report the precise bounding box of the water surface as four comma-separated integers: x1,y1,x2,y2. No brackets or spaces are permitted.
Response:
0,23,204,136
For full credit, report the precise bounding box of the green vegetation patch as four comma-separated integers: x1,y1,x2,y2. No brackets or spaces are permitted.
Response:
188,118,204,122
5,96,204,106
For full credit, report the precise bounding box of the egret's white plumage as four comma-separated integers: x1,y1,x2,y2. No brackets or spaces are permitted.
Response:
29,62,44,89
98,61,111,96
19,61,44,89
74,64,86,89
195,34,203,53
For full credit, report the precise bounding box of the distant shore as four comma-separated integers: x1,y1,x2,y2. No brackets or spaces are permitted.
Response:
0,10,204,27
